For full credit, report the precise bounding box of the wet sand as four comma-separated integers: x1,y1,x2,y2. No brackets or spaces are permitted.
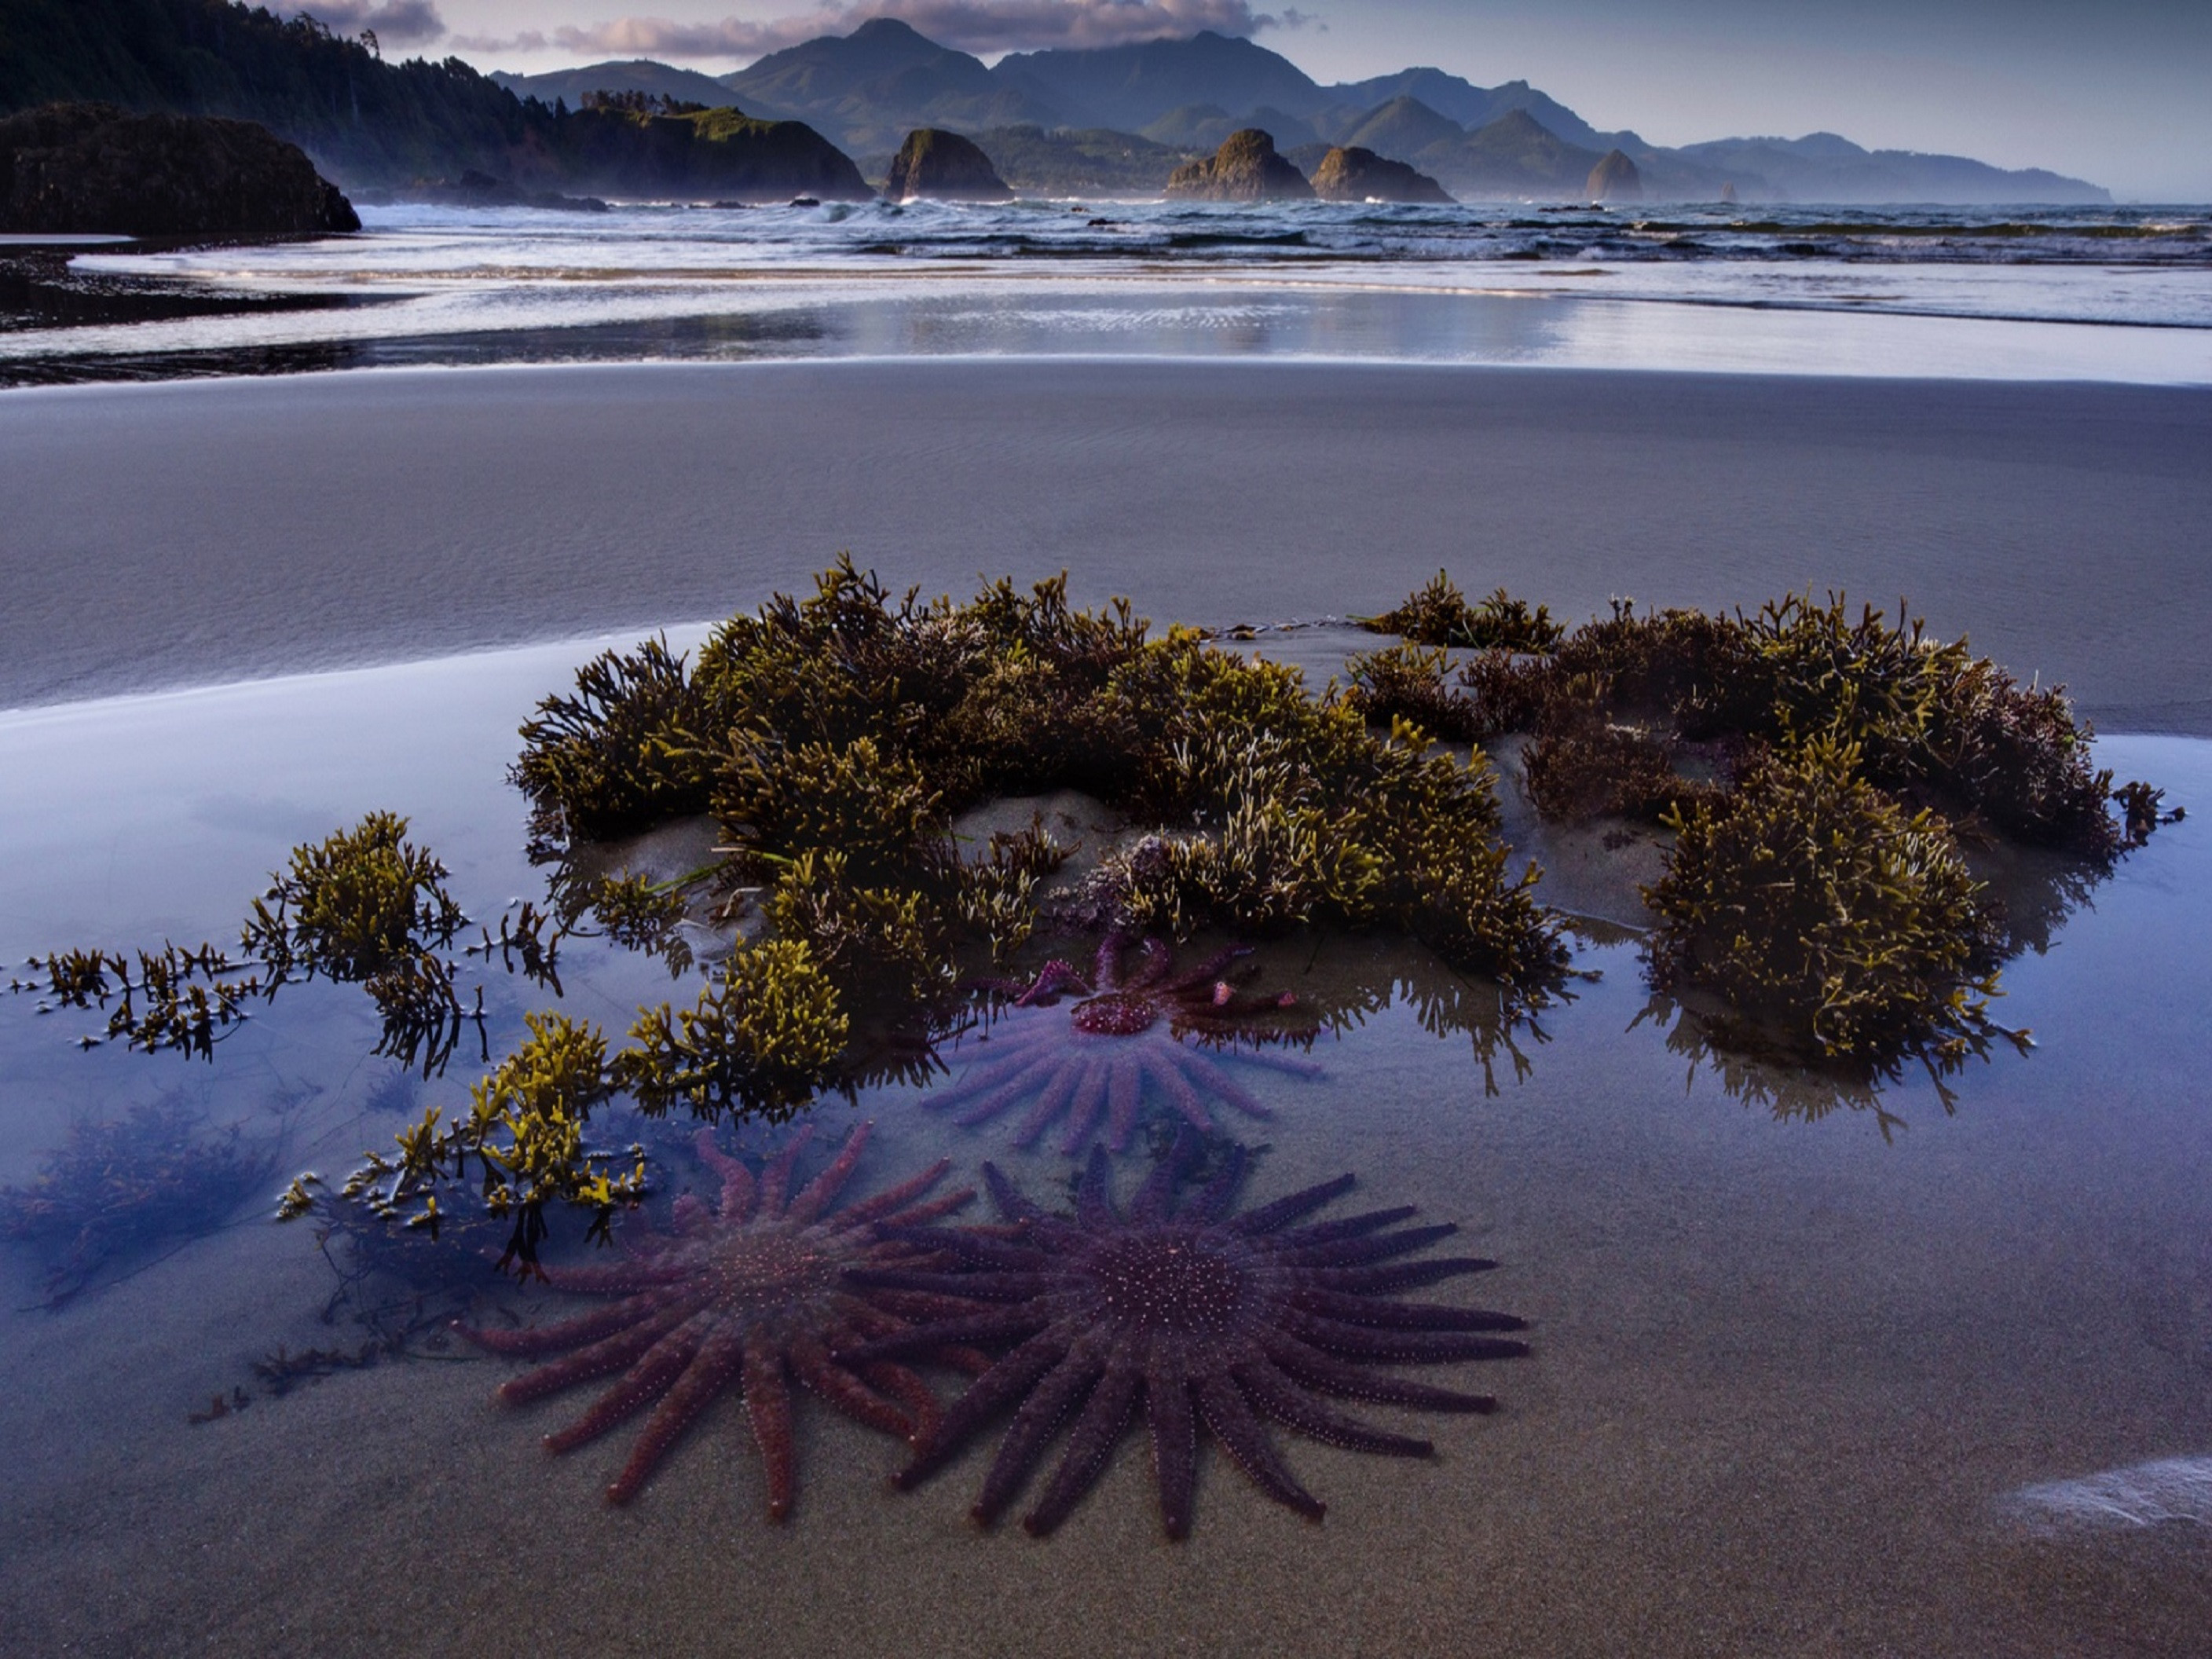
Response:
0,639,2208,1656
3,359,2209,731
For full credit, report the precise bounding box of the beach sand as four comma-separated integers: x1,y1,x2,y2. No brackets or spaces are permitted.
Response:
0,633,2208,1656
2,359,2208,731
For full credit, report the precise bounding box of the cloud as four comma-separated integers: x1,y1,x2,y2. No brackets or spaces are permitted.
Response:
299,0,449,47
527,1,1308,63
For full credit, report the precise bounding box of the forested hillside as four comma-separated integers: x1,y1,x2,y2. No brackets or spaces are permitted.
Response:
0,0,866,196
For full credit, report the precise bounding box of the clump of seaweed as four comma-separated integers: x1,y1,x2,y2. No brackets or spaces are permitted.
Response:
1341,643,1483,743
27,813,498,1074
0,1093,278,1309
513,564,1566,999
1645,735,2020,1079
513,634,716,847
1359,570,1564,651
1347,577,2171,1090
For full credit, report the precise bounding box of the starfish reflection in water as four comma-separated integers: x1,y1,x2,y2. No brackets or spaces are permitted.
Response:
924,934,1324,1155
841,1131,1529,1539
458,1122,980,1518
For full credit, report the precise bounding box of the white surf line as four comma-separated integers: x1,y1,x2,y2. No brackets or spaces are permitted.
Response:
2001,1456,2212,1533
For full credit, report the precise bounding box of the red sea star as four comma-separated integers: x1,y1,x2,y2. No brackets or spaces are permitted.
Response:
458,1121,979,1518
922,934,1323,1154
840,1131,1529,1539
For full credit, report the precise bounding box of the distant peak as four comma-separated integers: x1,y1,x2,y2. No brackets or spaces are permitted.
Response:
848,16,926,40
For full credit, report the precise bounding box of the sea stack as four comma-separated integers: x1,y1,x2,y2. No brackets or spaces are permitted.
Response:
0,103,358,234
1164,129,1313,202
1309,146,1453,204
882,128,1011,202
1586,148,1643,203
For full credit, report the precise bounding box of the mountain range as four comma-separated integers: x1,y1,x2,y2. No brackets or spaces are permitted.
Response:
0,0,2108,205
494,18,2108,204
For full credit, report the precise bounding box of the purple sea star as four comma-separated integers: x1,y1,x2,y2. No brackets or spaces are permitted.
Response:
457,1121,980,1518
840,1132,1529,1538
922,934,1323,1155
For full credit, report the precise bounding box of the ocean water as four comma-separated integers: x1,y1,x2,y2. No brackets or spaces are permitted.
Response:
0,632,2208,1654
3,198,2208,384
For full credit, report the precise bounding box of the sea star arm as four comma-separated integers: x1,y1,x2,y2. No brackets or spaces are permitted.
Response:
1191,1372,1324,1522
1280,1309,1530,1363
742,1338,800,1520
692,1128,756,1220
1170,1049,1275,1121
785,1121,870,1224
1222,1046,1325,1079
983,1162,1049,1224
1125,1143,1186,1221
950,1050,1067,1126
1179,1142,1251,1224
840,1305,1054,1362
924,1040,1054,1116
606,1323,747,1503
1057,1060,1113,1155
1225,1174,1357,1236
1136,1047,1218,1137
1273,1206,1418,1248
1020,1350,1141,1536
1290,1287,1528,1331
756,1125,815,1218
541,1310,712,1454
478,1304,690,1402
1105,1059,1144,1151
788,1331,915,1439
877,1224,1050,1270
1234,1362,1435,1457
848,1266,1057,1302
972,1344,1106,1525
1258,1330,1501,1412
1277,1222,1461,1267
1144,1348,1199,1540
894,1331,1070,1489
828,1158,957,1232
1299,1256,1500,1293
1011,1060,1089,1148
534,1259,690,1295
458,1291,666,1357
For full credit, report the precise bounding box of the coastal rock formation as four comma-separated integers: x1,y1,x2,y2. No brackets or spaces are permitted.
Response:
882,127,1012,201
0,104,357,234
1586,148,1643,203
1310,145,1452,203
1163,128,1313,201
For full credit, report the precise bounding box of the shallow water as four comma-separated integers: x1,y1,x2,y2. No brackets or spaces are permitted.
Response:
0,630,2206,1655
3,199,2208,385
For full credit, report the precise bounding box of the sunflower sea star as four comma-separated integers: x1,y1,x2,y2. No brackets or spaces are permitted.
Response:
840,1131,1529,1538
922,934,1324,1155
458,1121,981,1518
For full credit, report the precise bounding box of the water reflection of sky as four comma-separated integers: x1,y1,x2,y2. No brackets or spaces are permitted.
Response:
5,276,2207,386
5,196,2209,384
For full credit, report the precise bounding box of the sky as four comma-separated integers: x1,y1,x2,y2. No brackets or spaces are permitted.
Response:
307,0,2212,199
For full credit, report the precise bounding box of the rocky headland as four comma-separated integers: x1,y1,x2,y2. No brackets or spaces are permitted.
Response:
0,103,357,235
1309,145,1453,203
1164,128,1313,201
882,127,1012,201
